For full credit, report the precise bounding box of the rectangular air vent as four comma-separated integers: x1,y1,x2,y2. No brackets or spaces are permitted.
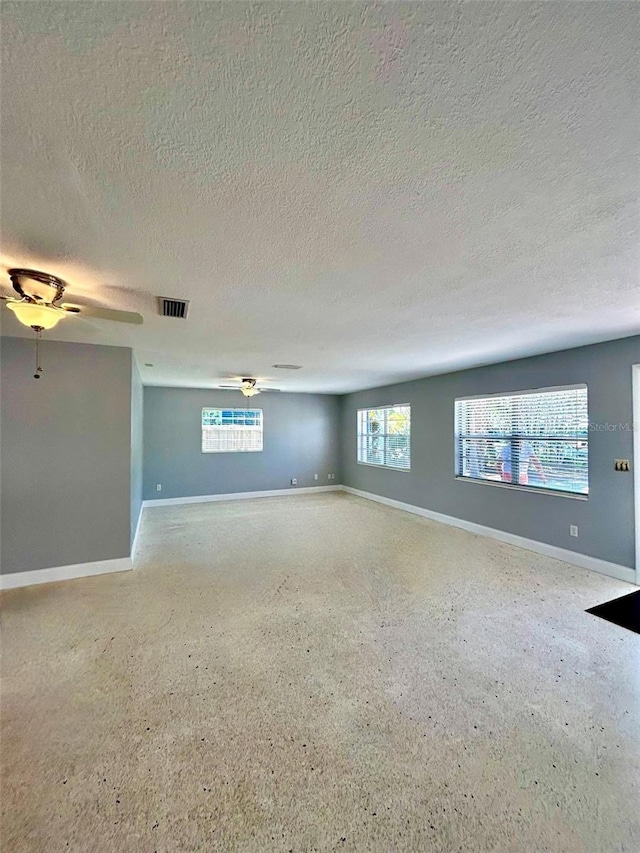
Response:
158,297,190,319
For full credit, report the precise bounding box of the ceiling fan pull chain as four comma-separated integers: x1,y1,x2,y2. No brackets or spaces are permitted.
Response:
33,328,43,379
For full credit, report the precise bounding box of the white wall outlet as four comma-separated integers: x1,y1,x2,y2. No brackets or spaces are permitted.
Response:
570,525,578,537
327,473,332,480
156,484,162,492
314,473,318,480
291,478,297,485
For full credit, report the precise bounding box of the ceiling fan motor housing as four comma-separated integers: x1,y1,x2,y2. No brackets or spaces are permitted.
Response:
8,268,67,304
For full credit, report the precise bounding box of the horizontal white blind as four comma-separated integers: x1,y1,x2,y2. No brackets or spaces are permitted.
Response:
357,405,411,470
455,386,588,495
202,408,263,453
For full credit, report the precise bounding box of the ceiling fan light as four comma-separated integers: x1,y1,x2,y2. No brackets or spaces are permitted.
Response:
241,386,260,397
6,300,66,330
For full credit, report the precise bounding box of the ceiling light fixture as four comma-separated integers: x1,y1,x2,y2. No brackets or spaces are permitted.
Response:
5,299,68,380
241,379,260,397
6,299,66,330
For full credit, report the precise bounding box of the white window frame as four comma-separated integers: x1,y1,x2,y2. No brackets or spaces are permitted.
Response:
357,404,411,471
201,407,263,453
454,384,588,499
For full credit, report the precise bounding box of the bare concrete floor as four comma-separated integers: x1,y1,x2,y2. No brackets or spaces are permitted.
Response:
1,492,639,852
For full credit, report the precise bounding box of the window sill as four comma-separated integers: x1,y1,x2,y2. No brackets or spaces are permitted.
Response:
202,448,263,454
357,462,411,473
454,476,588,500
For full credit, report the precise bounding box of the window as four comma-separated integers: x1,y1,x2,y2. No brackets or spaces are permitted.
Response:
202,408,263,453
455,385,588,496
357,405,411,470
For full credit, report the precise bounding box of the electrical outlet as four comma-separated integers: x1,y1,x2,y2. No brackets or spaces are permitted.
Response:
291,478,297,486
570,525,578,537
327,473,333,480
314,473,318,480
156,484,162,492
614,459,630,472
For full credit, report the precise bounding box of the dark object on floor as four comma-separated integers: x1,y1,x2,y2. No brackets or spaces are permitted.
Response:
587,590,640,635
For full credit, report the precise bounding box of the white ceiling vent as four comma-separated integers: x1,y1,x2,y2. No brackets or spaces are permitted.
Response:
158,297,190,319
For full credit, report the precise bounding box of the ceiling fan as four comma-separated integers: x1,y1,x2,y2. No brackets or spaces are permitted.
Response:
218,378,281,397
1,268,143,378
1,268,143,330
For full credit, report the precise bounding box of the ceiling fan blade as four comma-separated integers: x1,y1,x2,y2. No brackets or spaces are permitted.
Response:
61,304,143,325
217,384,242,389
257,387,281,392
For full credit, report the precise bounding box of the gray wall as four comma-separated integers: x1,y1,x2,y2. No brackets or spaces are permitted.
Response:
3,333,637,574
0,337,133,574
341,335,639,569
143,387,341,500
130,360,143,545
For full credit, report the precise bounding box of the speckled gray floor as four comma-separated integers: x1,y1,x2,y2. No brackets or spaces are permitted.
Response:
2,492,639,852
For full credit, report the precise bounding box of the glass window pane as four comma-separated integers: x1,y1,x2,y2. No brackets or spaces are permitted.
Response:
357,405,411,470
202,408,264,453
455,387,588,495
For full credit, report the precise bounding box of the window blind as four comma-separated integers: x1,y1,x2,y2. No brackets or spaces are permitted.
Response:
455,385,588,495
357,405,411,470
202,408,263,453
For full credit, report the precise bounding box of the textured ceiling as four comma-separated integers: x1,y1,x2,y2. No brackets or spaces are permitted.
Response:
1,1,638,393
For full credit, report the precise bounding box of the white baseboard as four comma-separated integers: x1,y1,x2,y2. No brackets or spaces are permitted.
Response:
142,484,342,508
341,486,637,585
0,557,132,591
6,487,630,590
